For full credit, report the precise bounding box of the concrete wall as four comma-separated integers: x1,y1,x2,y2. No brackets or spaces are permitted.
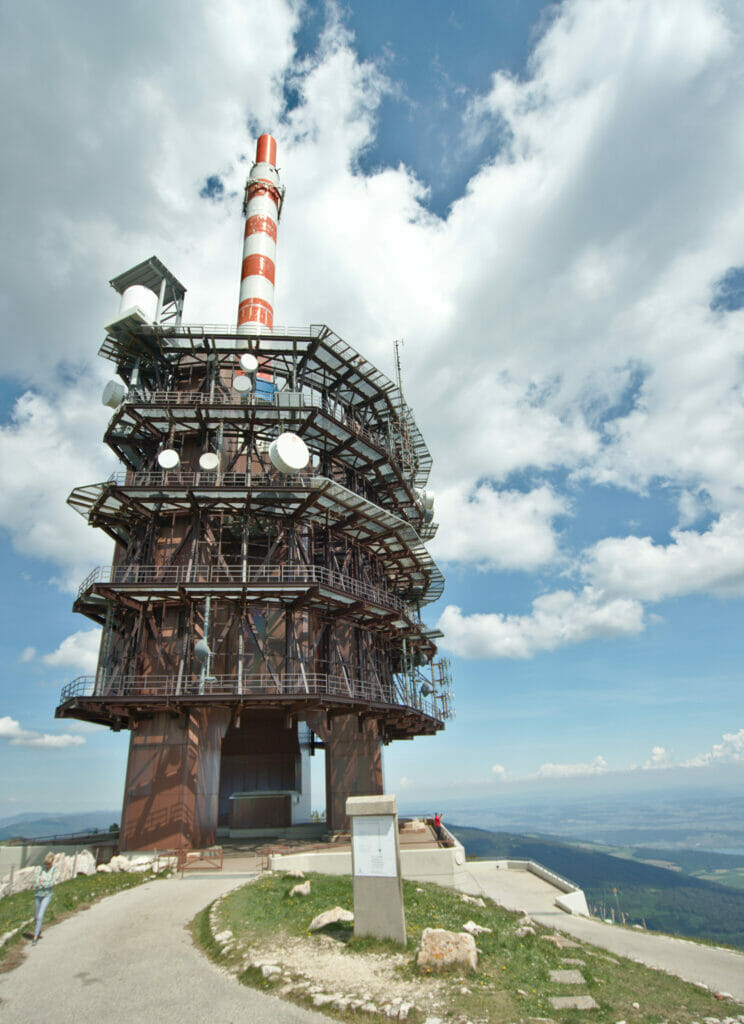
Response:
269,835,472,890
268,843,591,917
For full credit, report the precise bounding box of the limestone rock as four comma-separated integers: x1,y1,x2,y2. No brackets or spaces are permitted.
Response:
261,964,282,978
515,925,536,937
286,870,305,879
417,927,478,973
289,880,311,897
108,854,155,873
214,929,233,944
550,995,599,1010
549,969,585,984
309,906,354,931
459,894,486,908
462,920,492,936
541,934,580,949
311,991,335,1004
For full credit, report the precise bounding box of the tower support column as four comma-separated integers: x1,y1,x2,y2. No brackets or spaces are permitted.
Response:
309,713,383,832
120,709,230,851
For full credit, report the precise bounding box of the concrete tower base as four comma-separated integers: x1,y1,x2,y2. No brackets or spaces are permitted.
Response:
308,713,383,832
120,709,230,851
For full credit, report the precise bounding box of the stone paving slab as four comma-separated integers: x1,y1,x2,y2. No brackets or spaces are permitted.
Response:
549,968,586,984
549,995,599,1010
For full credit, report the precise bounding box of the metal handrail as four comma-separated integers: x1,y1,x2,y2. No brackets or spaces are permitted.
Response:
107,469,315,489
122,389,392,457
58,673,443,720
78,562,419,620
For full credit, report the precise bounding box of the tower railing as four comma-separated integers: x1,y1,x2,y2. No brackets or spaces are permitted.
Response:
119,389,394,459
77,562,422,621
58,672,446,720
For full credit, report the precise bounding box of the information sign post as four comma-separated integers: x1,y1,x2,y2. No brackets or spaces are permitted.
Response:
347,794,406,945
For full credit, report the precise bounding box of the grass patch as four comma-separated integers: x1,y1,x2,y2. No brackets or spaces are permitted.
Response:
196,871,743,1023
0,870,164,969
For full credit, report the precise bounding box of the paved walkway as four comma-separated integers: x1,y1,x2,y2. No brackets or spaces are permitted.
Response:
459,860,744,1002
0,866,325,1024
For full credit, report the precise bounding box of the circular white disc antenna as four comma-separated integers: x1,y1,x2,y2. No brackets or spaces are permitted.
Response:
194,638,210,664
102,380,126,409
157,448,180,469
269,432,310,474
233,374,253,393
199,452,219,471
239,353,259,373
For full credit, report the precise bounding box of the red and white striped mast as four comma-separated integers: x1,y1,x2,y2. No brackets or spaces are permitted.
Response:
237,133,284,330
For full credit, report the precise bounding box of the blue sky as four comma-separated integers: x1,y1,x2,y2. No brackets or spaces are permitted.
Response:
1,0,744,820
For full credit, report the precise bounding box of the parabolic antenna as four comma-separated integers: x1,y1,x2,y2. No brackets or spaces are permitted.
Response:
199,452,220,471
239,352,259,373
269,432,310,474
102,380,126,409
419,489,435,511
233,374,252,393
157,448,180,469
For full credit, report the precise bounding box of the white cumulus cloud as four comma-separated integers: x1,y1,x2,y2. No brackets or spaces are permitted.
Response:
438,589,644,659
537,755,608,779
643,746,672,770
431,483,568,571
42,629,102,676
0,716,85,750
684,728,744,767
583,514,744,602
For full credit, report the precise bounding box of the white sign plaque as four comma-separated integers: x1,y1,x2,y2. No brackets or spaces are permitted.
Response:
353,814,397,877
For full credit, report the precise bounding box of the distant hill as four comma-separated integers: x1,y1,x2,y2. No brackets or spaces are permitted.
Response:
450,825,744,951
0,811,119,842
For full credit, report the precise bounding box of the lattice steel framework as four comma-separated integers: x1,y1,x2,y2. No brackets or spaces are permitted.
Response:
56,289,452,849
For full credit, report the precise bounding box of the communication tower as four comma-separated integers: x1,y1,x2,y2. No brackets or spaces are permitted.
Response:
56,136,452,850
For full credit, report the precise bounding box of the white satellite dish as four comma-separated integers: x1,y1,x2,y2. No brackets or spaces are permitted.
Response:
199,452,219,471
418,489,435,511
269,432,310,474
233,374,252,393
157,448,180,469
102,380,126,409
239,352,259,373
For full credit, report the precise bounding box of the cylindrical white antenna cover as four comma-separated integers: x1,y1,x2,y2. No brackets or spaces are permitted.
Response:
102,380,127,408
199,452,219,471
194,638,210,664
120,284,158,321
232,374,252,393
157,448,180,469
269,432,310,473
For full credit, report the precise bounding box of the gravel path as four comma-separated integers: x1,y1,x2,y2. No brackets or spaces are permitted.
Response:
0,870,326,1024
461,860,744,1001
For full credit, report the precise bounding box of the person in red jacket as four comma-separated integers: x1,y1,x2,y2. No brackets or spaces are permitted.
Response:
434,812,443,841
